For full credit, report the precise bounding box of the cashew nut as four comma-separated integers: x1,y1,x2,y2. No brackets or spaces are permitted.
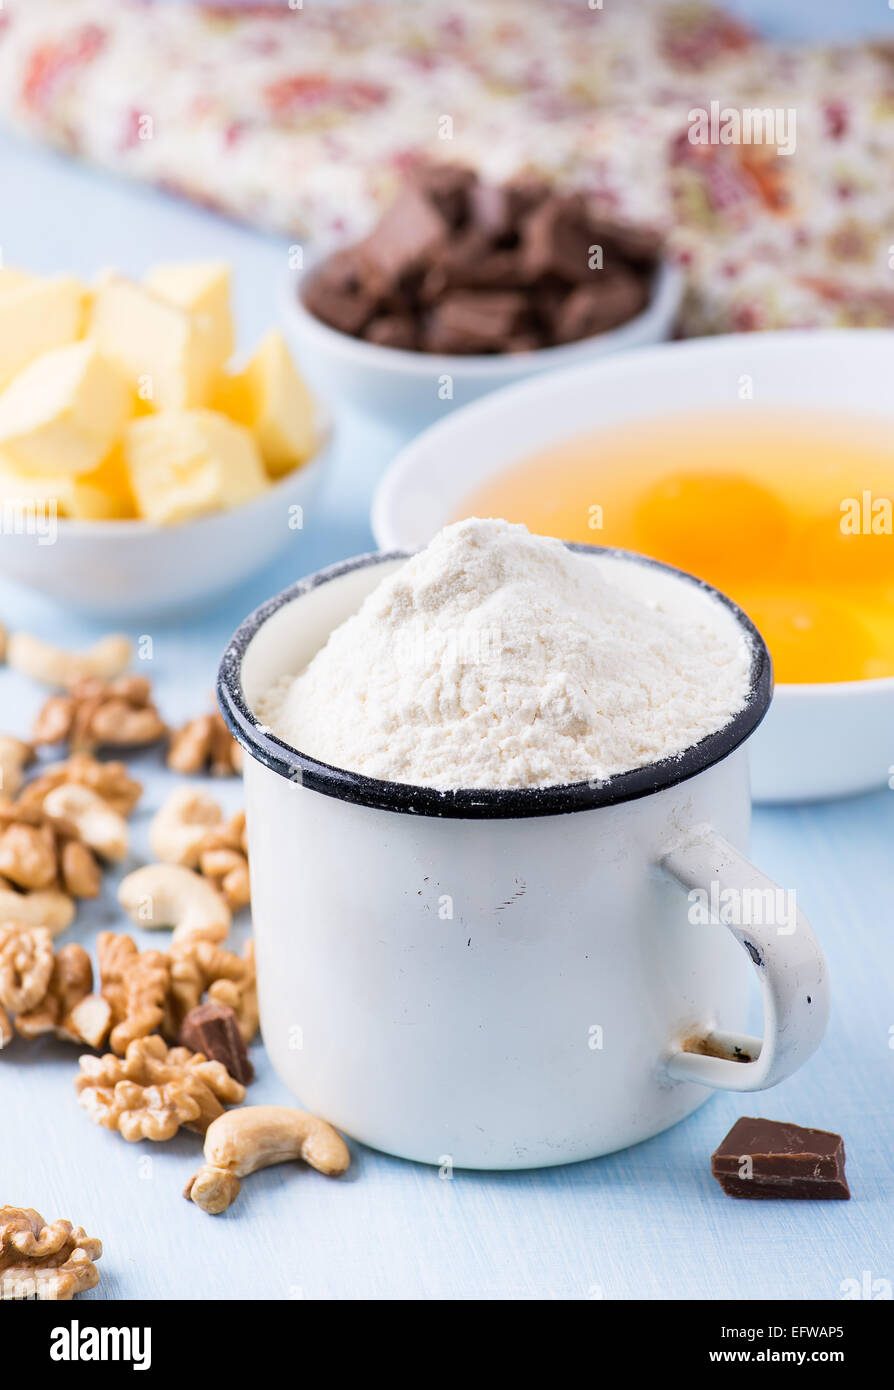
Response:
184,1106,351,1214
7,633,131,688
0,736,33,798
0,881,75,937
118,864,230,943
42,784,128,862
149,787,223,868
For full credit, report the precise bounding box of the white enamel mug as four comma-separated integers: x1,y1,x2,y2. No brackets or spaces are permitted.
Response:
218,547,829,1170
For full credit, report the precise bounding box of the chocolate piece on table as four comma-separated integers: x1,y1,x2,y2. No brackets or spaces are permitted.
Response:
302,247,379,336
180,1000,254,1085
711,1117,850,1200
520,192,596,284
363,314,417,350
552,273,649,344
358,186,448,287
423,289,529,354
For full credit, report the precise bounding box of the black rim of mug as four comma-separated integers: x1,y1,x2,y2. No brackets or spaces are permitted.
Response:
217,543,773,821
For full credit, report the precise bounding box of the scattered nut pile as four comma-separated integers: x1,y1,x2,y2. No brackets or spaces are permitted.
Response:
150,788,250,910
0,625,346,1297
91,930,257,1061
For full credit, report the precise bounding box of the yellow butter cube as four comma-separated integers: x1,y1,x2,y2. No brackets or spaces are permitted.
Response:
0,451,68,528
68,447,138,519
0,275,84,389
89,274,218,411
211,369,252,424
0,267,36,296
215,330,315,478
144,261,234,367
0,446,136,521
0,341,133,476
123,409,267,524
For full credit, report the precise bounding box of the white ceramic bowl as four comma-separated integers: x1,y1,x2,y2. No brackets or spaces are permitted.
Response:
371,330,894,804
279,260,683,433
0,427,330,620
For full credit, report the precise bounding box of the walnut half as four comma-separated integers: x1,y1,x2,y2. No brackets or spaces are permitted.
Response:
0,1206,101,1300
167,712,242,776
0,802,102,900
75,1034,246,1141
33,676,166,753
18,753,142,818
0,925,110,1050
97,931,171,1055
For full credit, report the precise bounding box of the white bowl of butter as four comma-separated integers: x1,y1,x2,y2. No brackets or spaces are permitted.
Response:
0,448,328,619
0,261,328,616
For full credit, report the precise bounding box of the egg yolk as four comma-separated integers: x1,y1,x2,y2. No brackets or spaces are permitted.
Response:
634,472,791,588
797,504,894,585
735,591,876,684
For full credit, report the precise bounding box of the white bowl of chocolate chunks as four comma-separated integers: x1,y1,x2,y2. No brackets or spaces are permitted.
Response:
281,164,683,430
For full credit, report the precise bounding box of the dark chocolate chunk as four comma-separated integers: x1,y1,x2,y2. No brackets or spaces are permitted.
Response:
363,314,418,350
599,219,664,269
418,260,450,306
424,289,529,354
469,181,512,239
552,273,649,344
356,186,448,287
711,1117,850,1200
426,228,528,294
529,275,568,333
409,162,477,228
520,193,598,284
420,227,491,298
504,333,541,355
301,247,379,336
180,1000,254,1085
504,172,551,222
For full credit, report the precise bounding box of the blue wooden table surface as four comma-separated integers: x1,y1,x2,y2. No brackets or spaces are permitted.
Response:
0,109,892,1301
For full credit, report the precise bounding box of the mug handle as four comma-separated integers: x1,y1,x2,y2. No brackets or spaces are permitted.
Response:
660,824,829,1091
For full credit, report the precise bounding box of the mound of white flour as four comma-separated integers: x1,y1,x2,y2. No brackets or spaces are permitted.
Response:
260,518,753,790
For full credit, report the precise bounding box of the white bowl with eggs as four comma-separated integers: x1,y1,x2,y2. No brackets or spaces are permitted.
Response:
280,260,684,434
372,330,894,803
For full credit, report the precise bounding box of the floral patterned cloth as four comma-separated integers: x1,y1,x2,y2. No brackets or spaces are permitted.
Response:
0,0,892,333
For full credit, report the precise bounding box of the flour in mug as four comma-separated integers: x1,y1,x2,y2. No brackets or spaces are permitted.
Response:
259,518,753,790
